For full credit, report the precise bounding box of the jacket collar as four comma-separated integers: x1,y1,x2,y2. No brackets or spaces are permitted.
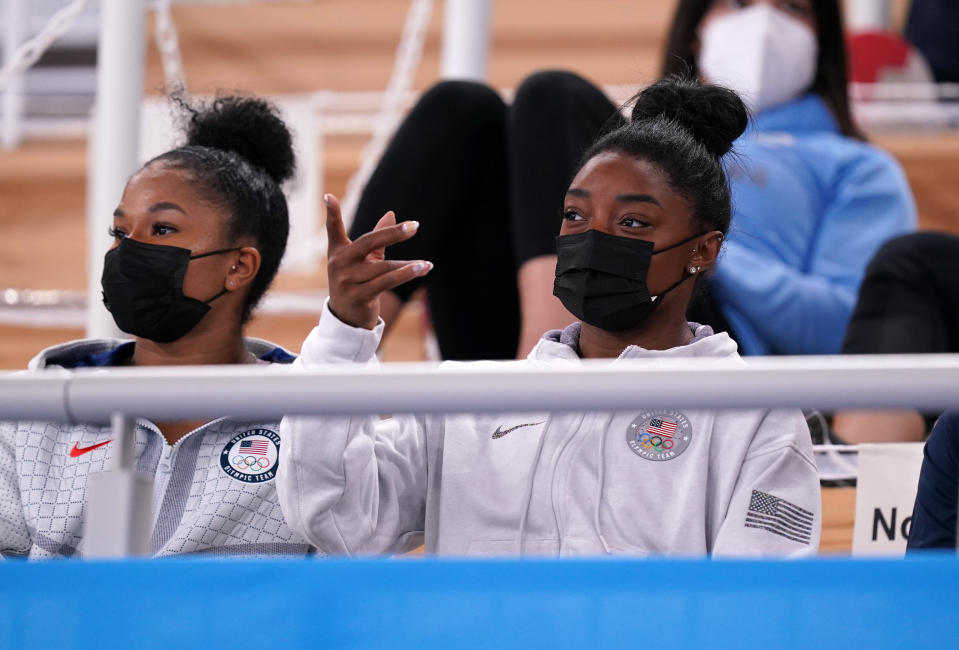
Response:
745,93,839,136
29,337,297,370
529,321,739,362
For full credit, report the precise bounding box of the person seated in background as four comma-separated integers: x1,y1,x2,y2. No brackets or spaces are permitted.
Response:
346,0,916,361
907,411,959,550
905,0,959,85
829,232,959,444
277,77,821,558
0,95,315,558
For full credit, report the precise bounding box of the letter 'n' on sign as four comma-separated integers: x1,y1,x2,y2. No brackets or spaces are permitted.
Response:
851,443,925,556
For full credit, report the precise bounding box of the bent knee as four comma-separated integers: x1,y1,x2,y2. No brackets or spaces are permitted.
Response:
865,232,958,284
513,70,599,109
415,80,506,121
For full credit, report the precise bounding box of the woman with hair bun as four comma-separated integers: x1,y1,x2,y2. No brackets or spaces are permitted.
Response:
0,95,316,558
277,76,821,557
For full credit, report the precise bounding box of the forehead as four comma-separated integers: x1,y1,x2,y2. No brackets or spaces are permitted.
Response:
120,162,205,209
571,152,673,198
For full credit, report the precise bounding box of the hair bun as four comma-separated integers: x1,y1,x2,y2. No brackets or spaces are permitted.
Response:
629,75,748,158
182,95,296,185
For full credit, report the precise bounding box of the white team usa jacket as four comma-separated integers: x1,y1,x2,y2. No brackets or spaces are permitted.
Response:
277,301,822,557
0,338,313,559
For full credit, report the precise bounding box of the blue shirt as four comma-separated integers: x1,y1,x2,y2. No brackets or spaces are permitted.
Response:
711,94,917,355
908,412,959,550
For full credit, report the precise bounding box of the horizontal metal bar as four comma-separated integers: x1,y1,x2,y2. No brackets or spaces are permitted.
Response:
1,355,958,423
0,371,71,421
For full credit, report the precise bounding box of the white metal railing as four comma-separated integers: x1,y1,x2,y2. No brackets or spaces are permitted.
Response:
5,354,953,556
2,354,958,424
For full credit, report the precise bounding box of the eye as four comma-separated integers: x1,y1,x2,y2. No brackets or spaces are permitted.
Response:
152,223,177,236
620,216,650,229
563,208,586,222
108,226,127,240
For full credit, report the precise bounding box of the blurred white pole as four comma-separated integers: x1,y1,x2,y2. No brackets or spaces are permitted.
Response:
441,0,492,81
86,0,146,338
84,413,153,558
847,0,892,31
2,0,26,149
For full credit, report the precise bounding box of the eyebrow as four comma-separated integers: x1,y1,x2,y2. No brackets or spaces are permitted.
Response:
149,201,187,214
614,193,661,208
565,188,662,208
112,202,187,219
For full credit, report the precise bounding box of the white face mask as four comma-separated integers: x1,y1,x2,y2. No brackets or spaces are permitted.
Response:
697,3,818,114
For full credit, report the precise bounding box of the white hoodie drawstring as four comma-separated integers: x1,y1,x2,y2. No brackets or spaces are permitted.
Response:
551,412,588,556
593,412,616,555
517,417,552,555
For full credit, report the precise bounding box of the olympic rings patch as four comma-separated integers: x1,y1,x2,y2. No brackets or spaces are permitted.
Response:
626,410,692,462
220,428,280,482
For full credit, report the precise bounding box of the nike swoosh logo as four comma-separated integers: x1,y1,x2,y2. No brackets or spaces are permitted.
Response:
69,440,112,458
492,421,545,440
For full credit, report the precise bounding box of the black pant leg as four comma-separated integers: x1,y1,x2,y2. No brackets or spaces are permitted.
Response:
350,81,520,360
506,70,625,265
842,231,959,355
351,81,507,300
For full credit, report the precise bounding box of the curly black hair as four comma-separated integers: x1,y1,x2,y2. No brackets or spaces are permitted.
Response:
579,75,748,237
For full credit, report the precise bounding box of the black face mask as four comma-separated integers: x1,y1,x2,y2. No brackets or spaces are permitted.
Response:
552,229,702,332
101,237,239,343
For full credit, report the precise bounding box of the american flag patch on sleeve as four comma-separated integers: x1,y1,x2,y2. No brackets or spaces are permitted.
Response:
744,490,814,545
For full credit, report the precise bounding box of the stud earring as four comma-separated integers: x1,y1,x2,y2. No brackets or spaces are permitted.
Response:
689,266,699,274
231,265,237,271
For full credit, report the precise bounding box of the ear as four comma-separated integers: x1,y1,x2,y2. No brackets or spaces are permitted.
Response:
224,246,261,292
688,231,723,274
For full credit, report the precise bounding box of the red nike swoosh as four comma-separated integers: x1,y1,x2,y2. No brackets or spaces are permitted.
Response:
69,440,112,458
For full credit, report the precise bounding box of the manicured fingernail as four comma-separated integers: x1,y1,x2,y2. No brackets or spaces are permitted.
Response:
402,221,419,234
323,194,332,206
412,261,432,275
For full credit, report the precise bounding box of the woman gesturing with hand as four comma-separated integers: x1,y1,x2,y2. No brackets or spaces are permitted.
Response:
279,77,822,559
324,193,432,330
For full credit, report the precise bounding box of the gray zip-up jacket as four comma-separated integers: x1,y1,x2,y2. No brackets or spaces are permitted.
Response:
0,338,313,559
277,302,821,557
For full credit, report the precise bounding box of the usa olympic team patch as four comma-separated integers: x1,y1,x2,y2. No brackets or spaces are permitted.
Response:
626,409,692,462
220,428,280,482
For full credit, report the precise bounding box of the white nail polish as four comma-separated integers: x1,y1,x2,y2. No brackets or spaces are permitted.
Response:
403,221,420,234
412,262,426,273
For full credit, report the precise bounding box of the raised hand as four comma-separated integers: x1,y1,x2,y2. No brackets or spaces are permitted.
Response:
324,193,432,329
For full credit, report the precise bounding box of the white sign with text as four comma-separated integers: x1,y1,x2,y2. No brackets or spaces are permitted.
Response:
852,442,925,556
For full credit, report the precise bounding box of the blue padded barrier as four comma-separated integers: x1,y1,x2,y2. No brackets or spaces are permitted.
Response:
2,556,958,649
